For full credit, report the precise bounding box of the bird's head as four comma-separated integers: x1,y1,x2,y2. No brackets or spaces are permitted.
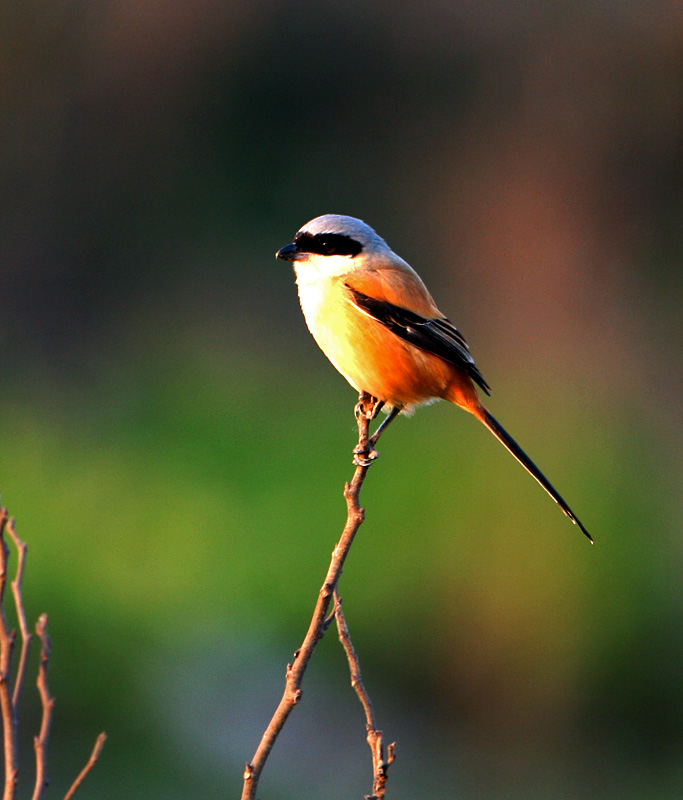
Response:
276,215,394,280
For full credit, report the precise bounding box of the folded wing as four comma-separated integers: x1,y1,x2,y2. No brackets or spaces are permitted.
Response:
345,284,491,395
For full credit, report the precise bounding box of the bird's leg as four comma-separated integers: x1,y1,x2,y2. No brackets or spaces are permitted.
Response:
352,393,383,466
368,405,401,447
352,395,401,466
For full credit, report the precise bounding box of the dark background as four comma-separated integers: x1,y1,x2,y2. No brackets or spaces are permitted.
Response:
1,1,682,797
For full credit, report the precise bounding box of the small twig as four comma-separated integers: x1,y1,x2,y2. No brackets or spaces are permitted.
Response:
333,589,395,800
31,614,55,800
241,392,381,800
0,508,18,800
62,732,107,800
6,519,32,711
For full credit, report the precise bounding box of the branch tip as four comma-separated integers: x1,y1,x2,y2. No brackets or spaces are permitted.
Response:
62,732,107,800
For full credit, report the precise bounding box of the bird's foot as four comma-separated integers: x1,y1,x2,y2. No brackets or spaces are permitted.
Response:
353,392,384,465
354,394,383,421
352,443,380,467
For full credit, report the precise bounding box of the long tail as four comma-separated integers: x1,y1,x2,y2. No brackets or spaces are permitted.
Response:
480,409,592,542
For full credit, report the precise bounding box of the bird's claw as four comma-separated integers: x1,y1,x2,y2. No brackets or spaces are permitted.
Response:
354,395,383,421
354,404,374,422
352,444,379,467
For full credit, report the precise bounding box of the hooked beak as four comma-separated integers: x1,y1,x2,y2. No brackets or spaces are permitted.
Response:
275,242,304,261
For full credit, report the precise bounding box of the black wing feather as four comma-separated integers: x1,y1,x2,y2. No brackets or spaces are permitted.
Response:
346,285,491,395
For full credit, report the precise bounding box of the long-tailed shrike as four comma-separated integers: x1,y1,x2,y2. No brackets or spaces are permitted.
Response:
276,214,591,541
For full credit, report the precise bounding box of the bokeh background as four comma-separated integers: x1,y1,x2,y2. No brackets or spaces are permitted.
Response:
1,1,682,798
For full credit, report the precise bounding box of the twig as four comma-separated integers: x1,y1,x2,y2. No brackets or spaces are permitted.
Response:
63,732,107,800
0,506,105,798
6,519,32,711
241,392,382,800
31,614,55,800
333,588,395,800
0,508,18,800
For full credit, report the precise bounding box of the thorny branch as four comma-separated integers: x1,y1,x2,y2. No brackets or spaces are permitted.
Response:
0,507,105,800
241,392,396,800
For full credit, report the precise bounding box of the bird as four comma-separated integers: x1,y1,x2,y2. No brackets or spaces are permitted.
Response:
276,214,592,542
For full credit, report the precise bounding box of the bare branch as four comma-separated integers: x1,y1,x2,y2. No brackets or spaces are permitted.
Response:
6,519,32,711
0,508,18,800
241,392,382,800
31,614,55,800
62,732,107,800
0,505,104,799
334,589,395,800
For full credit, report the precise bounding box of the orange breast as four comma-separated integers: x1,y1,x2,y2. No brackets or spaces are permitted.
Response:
299,271,481,412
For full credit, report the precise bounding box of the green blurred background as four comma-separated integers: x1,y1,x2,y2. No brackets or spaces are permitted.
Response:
1,1,682,797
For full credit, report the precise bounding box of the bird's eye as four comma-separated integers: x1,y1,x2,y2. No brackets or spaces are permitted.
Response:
294,232,362,257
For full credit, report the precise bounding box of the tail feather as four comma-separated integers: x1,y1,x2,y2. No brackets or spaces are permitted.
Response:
481,410,593,543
